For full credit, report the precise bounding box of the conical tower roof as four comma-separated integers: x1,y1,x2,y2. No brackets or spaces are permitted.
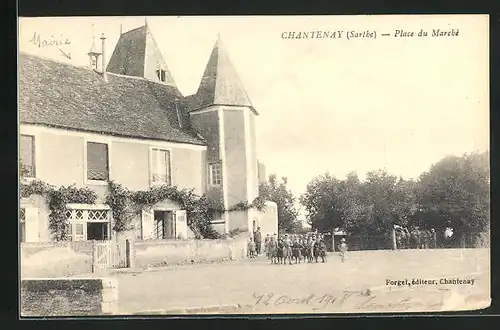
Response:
106,25,177,87
194,36,256,112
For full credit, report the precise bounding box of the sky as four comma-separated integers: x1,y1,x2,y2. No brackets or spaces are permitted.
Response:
18,15,489,204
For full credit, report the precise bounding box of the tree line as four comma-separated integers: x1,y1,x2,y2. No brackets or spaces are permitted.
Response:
259,151,489,246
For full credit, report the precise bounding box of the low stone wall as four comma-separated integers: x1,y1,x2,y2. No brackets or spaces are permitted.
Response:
21,241,94,278
20,277,118,316
133,234,248,269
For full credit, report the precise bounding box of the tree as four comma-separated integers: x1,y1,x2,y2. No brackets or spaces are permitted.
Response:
298,151,489,246
359,170,400,234
300,170,420,235
393,177,419,227
259,174,301,234
299,173,343,232
417,151,490,246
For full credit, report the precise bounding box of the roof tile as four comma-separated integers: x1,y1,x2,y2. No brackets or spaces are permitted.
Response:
19,53,205,146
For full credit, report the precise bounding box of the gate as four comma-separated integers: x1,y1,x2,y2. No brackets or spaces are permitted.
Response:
92,240,127,272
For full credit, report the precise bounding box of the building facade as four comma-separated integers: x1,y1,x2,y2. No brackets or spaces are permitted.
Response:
19,23,278,242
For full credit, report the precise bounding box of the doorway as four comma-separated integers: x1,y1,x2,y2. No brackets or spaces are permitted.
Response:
87,222,109,240
154,211,175,239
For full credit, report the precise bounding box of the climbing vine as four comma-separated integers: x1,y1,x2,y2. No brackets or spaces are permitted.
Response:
105,181,134,232
20,179,266,241
228,197,266,212
20,180,97,240
20,180,53,198
105,181,266,239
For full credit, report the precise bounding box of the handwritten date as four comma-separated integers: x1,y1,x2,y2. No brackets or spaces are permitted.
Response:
253,291,430,311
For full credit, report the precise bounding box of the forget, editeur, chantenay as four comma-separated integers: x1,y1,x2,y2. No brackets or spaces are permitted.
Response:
385,277,476,287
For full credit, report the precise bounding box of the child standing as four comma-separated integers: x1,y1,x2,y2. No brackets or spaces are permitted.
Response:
339,238,348,262
248,237,256,258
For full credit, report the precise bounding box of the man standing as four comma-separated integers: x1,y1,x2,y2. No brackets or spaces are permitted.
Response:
264,234,271,258
254,227,262,255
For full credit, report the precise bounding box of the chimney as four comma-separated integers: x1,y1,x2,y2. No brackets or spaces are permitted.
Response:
100,33,108,82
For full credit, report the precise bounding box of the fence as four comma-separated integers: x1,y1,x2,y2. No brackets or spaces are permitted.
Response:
21,233,249,277
323,234,393,252
92,240,128,272
322,230,489,252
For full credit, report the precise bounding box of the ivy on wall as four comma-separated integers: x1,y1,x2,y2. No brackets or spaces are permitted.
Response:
228,198,266,212
20,180,97,240
105,181,134,233
105,181,266,239
20,179,266,240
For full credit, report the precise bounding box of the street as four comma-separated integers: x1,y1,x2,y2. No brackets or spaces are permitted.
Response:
111,248,489,314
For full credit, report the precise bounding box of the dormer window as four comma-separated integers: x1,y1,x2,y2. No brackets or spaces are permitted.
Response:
156,69,167,82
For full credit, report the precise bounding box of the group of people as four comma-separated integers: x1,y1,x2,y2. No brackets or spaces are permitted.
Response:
395,227,437,249
247,229,348,264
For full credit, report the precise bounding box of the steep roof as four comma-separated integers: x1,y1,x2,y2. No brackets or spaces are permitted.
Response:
106,25,177,87
189,36,257,114
18,53,205,146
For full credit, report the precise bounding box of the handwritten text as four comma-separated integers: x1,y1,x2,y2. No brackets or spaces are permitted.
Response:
252,291,443,311
29,32,71,48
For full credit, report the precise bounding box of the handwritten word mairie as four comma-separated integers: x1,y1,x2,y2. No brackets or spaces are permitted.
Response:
29,32,71,48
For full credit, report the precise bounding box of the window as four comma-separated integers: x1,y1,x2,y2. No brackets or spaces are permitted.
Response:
151,148,171,185
65,208,111,241
87,142,109,181
20,135,35,178
210,163,222,186
89,210,108,221
156,69,167,82
75,223,84,235
73,223,85,241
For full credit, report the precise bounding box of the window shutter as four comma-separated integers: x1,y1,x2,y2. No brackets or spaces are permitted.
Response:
141,209,155,240
174,210,187,239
